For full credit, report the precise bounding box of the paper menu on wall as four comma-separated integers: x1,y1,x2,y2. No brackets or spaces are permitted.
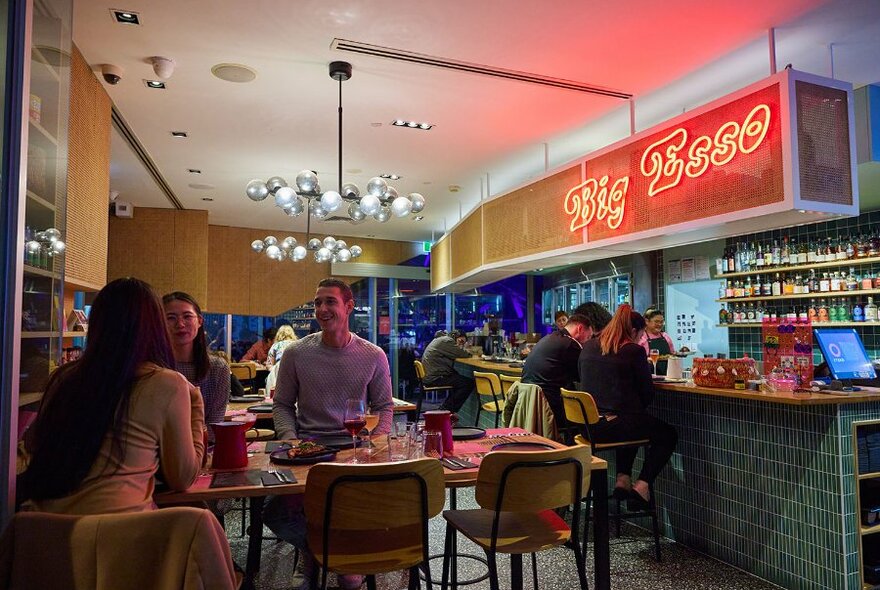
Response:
667,259,682,283
694,256,710,280
681,258,695,282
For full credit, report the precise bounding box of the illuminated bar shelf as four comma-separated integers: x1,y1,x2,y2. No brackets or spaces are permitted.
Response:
717,322,880,328
717,289,880,303
718,255,880,279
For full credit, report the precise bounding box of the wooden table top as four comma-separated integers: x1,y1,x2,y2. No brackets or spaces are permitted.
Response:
654,381,880,405
456,357,524,375
225,397,417,421
154,428,606,503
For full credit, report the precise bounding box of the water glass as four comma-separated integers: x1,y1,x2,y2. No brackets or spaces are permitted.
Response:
387,422,410,461
422,430,444,459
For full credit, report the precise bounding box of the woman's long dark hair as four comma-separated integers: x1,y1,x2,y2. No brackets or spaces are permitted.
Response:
162,291,210,381
19,278,175,501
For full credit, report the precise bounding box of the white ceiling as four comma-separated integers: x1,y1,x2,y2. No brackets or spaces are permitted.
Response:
72,0,880,244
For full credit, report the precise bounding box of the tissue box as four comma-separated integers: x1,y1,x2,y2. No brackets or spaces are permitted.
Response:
692,358,757,389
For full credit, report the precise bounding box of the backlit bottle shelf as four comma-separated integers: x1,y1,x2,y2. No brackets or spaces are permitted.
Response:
717,289,880,303
717,322,880,328
718,255,880,279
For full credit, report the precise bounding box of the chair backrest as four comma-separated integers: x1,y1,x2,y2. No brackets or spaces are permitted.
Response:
413,359,426,381
499,374,520,398
230,362,256,381
561,388,601,426
474,371,502,401
0,507,236,590
304,458,445,576
475,446,592,513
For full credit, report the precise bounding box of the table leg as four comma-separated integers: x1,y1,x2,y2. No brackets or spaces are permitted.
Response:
591,470,610,590
242,496,266,590
450,489,458,588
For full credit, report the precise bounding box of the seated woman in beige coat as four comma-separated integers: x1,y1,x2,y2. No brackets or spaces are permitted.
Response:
18,277,205,514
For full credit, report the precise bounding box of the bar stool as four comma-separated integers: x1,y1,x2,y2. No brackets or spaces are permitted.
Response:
561,388,662,561
473,372,506,428
413,360,452,415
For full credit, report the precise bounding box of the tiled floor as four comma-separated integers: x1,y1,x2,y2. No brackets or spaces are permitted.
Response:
225,488,782,590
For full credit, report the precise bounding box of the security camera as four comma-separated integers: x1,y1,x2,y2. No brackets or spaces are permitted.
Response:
150,56,175,80
101,64,124,85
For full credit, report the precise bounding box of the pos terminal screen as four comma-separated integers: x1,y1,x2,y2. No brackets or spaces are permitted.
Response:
814,328,877,380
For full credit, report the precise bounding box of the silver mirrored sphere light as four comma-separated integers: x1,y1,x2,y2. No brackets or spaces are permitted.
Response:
409,193,426,213
50,240,66,254
337,248,352,262
366,176,388,197
265,244,282,259
315,247,332,262
246,179,269,201
359,194,381,216
264,235,278,246
281,236,297,250
307,238,322,250
348,202,366,221
391,195,413,217
341,183,359,199
251,239,265,253
335,240,347,250
274,186,297,209
323,236,337,250
266,176,287,194
320,190,343,212
375,206,392,223
384,186,399,202
295,170,318,194
350,245,363,258
26,240,41,253
292,245,307,260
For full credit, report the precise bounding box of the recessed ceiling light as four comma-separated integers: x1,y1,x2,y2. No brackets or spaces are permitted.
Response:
187,169,201,174
170,131,188,138
144,79,166,89
188,183,214,190
111,9,140,25
201,197,214,202
370,122,383,127
392,119,434,130
379,173,401,180
414,215,424,221
211,63,257,83
536,268,544,272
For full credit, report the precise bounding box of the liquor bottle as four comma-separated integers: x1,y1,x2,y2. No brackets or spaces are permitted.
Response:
772,273,782,297
863,272,874,290
796,239,808,264
815,240,826,263
817,301,829,323
819,273,831,292
24,226,32,265
786,306,797,323
744,276,754,297
798,274,808,294
781,237,790,266
831,271,842,292
734,243,743,273
733,280,744,299
772,239,781,266
732,303,742,324
836,238,848,260
716,253,725,276
808,299,818,323
853,301,865,322
837,299,849,321
866,297,878,322
846,268,858,291
727,246,736,273
762,274,772,297
756,243,765,269
746,302,756,323
756,301,765,322
829,298,839,322
726,280,735,298
719,304,729,325
807,239,817,263
783,274,795,295
748,242,757,271
808,269,819,293
798,305,808,323
825,238,835,262
764,242,773,267
846,237,855,259
769,307,778,322
719,281,727,299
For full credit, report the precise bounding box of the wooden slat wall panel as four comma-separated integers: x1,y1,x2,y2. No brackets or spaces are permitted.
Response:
483,166,583,263
207,225,252,314
450,208,482,278
107,208,176,295
65,45,110,291
171,210,208,303
430,236,451,290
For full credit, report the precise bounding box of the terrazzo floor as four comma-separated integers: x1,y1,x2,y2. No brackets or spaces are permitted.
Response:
224,487,782,590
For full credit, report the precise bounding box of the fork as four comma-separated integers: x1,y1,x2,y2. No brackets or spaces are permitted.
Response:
267,465,285,483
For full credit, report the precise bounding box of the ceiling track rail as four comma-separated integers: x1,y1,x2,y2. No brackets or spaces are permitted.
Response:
111,106,184,210
331,38,632,100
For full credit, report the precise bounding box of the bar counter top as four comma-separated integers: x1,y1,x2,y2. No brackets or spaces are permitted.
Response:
455,357,524,375
654,380,880,405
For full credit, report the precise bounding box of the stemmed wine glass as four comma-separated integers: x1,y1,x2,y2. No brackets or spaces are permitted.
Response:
649,348,661,376
343,399,367,463
363,410,380,454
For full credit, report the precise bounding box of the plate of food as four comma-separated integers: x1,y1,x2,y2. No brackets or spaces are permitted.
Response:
490,441,556,452
270,441,337,465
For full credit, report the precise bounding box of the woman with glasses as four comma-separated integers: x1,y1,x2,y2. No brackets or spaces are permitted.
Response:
163,292,230,437
19,278,205,513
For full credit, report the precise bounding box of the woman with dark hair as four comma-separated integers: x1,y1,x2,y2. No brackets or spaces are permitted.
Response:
19,278,205,513
578,304,677,507
638,306,676,375
162,292,230,435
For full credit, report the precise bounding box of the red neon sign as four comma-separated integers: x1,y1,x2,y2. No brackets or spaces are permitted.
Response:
564,85,783,240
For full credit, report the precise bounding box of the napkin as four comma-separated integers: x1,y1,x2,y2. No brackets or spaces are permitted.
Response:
440,458,478,470
259,469,297,487
210,471,261,488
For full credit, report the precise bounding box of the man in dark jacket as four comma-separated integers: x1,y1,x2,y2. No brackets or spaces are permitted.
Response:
521,314,594,428
422,330,473,412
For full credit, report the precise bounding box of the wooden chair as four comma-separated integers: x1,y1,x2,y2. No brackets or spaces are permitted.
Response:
413,359,452,411
230,362,257,395
304,458,446,590
441,446,591,590
473,371,506,428
0,507,239,589
561,388,662,561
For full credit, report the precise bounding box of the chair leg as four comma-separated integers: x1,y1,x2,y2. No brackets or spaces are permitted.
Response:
530,553,538,590
475,405,482,427
408,566,420,590
510,553,523,590
366,574,378,590
441,523,453,590
582,490,591,562
494,411,500,428
649,484,662,562
615,498,622,537
570,513,590,590
486,551,500,590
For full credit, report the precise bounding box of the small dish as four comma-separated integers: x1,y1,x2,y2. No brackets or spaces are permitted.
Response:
452,427,486,440
490,441,555,452
269,448,337,465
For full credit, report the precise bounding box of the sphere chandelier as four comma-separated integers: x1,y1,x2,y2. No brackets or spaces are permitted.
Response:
245,61,426,263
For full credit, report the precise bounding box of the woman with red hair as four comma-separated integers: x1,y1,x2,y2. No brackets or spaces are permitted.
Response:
578,304,677,507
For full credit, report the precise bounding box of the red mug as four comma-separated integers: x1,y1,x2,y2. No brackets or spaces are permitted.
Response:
423,410,454,455
211,421,249,469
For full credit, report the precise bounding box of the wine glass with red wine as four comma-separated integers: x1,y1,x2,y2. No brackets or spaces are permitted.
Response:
343,398,367,463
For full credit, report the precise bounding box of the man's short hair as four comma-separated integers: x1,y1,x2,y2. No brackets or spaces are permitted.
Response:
449,329,465,340
317,278,353,303
565,313,592,329
554,310,568,320
264,327,278,341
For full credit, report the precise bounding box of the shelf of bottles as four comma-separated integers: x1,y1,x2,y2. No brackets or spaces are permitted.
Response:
717,236,880,328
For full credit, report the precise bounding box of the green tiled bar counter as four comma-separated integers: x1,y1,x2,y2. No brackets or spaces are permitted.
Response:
454,358,522,429
651,383,880,590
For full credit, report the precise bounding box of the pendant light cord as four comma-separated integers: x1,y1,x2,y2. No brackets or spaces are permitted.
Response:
338,77,343,194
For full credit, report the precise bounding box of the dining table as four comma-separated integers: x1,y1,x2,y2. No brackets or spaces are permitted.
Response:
225,397,419,421
154,428,610,590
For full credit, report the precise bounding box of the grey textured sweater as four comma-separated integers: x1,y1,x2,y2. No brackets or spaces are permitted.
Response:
273,332,393,439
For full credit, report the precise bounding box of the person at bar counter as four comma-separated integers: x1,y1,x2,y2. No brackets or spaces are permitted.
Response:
422,328,473,413
554,310,569,331
265,278,392,590
578,304,677,508
240,326,277,364
572,301,613,334
18,278,205,513
521,314,594,429
163,292,230,439
638,306,675,376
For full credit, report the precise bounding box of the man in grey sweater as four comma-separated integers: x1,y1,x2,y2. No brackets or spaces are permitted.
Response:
265,278,392,590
